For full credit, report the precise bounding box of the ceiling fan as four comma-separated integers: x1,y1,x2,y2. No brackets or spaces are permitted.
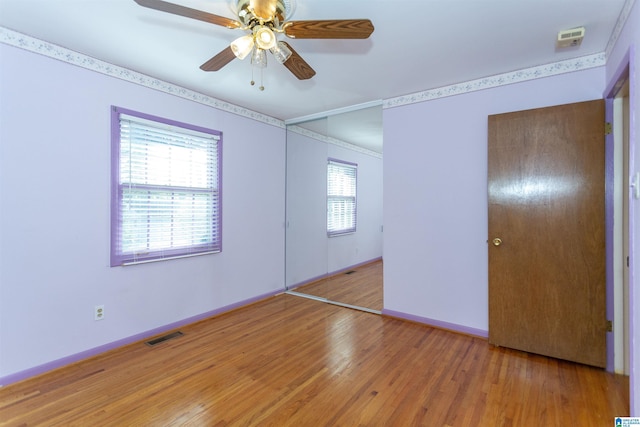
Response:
134,0,374,88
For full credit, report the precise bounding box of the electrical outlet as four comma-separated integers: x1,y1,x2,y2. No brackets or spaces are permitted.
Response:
95,305,105,321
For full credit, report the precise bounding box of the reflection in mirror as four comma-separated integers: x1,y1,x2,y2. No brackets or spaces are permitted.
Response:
285,105,383,313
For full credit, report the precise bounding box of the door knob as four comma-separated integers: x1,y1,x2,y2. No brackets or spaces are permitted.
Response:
492,238,502,246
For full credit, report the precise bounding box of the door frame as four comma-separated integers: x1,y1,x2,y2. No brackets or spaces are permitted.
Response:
604,46,636,386
488,100,607,367
606,55,630,374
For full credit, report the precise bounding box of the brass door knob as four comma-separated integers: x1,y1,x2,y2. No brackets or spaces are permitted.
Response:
492,238,502,246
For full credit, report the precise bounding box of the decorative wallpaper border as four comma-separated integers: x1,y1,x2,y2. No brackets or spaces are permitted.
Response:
383,53,606,109
384,0,635,110
0,27,285,129
606,0,636,58
287,125,383,159
1,0,632,119
0,26,379,154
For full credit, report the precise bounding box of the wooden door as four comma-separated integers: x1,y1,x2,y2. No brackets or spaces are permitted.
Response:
488,100,606,368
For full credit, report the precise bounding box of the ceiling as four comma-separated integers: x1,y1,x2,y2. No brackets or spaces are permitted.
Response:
0,0,627,152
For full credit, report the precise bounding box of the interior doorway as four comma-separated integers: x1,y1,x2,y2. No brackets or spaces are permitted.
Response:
488,100,607,367
613,79,631,375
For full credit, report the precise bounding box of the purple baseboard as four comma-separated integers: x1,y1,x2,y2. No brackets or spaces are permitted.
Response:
287,257,383,290
382,309,489,339
0,289,282,387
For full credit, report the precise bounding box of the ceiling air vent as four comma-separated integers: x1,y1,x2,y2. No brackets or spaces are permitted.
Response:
557,27,585,48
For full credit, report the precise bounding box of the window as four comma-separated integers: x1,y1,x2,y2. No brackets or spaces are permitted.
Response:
111,106,222,266
327,159,357,236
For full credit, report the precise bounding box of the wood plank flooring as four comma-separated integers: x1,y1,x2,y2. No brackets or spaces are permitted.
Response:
293,260,383,311
0,294,628,426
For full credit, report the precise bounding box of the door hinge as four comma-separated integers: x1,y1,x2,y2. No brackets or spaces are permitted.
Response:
605,122,612,135
606,320,613,332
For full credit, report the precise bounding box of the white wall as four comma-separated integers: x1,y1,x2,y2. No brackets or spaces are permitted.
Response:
383,67,605,334
0,43,286,381
285,129,383,288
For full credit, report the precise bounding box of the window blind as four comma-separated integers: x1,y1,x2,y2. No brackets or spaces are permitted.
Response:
327,159,357,236
111,108,222,265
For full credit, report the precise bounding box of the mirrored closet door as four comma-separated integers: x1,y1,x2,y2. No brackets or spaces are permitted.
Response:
285,105,383,313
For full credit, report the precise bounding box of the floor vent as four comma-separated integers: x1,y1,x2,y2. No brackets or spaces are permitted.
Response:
146,331,184,347
344,270,356,275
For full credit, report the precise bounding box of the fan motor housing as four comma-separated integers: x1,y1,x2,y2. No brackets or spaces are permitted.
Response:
236,0,287,26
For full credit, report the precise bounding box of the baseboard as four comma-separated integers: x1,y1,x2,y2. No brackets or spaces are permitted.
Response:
0,289,282,387
287,257,383,290
381,309,488,339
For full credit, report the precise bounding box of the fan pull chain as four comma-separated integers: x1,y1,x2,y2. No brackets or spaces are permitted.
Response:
259,67,264,91
249,49,265,91
250,66,265,91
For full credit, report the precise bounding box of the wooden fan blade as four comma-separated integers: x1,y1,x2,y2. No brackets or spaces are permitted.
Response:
283,19,374,39
250,0,278,21
134,0,242,29
280,42,316,80
200,46,236,71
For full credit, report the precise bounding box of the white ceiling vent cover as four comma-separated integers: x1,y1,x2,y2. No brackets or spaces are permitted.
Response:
557,27,585,48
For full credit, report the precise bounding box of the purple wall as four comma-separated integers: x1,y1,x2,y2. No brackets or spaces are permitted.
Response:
605,0,640,414
383,67,605,334
1,3,638,409
0,43,286,384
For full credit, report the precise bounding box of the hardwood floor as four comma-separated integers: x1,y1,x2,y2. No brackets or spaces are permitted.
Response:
293,260,383,311
0,294,628,426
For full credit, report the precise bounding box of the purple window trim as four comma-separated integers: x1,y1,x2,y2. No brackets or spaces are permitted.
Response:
328,157,358,167
327,158,358,237
110,106,223,266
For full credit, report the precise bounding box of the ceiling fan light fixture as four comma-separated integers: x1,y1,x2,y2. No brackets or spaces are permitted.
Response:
133,0,373,83
230,34,254,60
270,41,292,64
255,26,277,50
251,48,268,68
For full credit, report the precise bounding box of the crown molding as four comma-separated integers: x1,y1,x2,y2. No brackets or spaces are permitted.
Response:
383,53,606,109
0,27,379,158
0,21,623,119
606,0,636,58
285,100,383,125
0,27,285,129
287,125,382,159
383,0,636,110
